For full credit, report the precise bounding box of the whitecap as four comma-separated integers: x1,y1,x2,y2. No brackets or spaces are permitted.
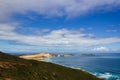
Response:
93,72,98,76
98,72,112,79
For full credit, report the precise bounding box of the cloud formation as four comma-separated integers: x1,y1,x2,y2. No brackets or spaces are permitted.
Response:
0,0,120,21
93,46,109,52
0,24,120,46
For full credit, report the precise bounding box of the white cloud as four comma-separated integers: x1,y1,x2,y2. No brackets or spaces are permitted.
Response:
0,0,120,21
93,46,109,52
0,24,120,46
106,29,117,32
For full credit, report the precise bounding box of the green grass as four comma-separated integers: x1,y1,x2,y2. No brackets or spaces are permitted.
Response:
0,51,103,80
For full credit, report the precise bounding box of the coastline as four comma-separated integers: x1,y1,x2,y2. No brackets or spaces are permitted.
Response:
44,56,120,80
19,53,119,80
19,54,102,79
0,52,102,80
44,57,103,79
19,53,74,61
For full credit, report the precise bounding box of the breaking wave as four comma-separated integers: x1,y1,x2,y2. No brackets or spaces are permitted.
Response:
94,72,120,80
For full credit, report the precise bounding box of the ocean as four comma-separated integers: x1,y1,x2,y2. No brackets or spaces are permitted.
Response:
45,53,120,80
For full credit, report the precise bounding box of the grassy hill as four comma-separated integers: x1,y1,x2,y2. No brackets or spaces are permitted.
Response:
0,51,103,80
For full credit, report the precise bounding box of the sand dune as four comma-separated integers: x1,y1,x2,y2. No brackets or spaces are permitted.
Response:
19,53,53,61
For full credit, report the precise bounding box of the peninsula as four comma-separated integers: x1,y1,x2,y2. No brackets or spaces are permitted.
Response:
19,53,74,61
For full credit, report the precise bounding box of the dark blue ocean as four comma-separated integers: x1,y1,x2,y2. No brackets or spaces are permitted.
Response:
45,53,120,80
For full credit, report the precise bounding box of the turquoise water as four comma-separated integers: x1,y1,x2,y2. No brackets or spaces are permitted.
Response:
45,53,120,80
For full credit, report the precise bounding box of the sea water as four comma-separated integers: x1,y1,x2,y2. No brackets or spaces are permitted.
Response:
45,53,120,80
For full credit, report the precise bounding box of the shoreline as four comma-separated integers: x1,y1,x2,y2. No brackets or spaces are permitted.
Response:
0,52,102,80
19,53,75,61
19,54,102,79
44,57,117,80
44,57,100,78
19,54,101,79
19,53,119,80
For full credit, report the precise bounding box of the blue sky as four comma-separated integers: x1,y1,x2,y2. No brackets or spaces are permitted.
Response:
0,0,120,53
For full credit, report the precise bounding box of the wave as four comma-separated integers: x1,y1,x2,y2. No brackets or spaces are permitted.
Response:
52,62,120,80
93,72,120,80
97,72,112,79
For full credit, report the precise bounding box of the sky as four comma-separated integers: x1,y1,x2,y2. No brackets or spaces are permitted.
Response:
0,0,120,53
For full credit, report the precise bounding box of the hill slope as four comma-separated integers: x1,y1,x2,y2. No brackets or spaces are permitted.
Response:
0,52,103,80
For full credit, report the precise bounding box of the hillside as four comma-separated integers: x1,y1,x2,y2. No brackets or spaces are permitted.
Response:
0,51,103,80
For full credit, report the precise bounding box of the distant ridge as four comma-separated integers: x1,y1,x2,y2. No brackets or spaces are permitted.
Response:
0,51,103,80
